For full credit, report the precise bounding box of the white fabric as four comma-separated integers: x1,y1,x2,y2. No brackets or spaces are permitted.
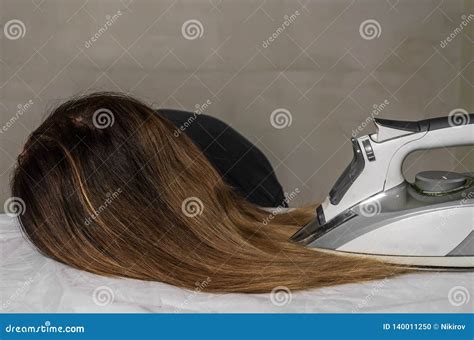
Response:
1,214,472,313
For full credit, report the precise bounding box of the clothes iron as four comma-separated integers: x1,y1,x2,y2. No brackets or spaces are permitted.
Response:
292,114,474,268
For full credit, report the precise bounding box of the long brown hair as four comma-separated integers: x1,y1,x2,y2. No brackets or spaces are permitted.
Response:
11,92,405,293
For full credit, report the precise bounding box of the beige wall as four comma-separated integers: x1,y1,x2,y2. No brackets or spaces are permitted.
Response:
0,0,472,210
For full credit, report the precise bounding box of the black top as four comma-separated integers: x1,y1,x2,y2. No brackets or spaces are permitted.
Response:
157,109,286,208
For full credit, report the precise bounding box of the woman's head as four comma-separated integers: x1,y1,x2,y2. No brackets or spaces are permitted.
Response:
12,92,404,293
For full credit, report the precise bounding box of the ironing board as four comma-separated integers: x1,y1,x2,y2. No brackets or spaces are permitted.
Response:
1,214,472,313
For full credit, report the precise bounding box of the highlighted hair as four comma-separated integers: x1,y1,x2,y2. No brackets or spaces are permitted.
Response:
12,92,405,293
